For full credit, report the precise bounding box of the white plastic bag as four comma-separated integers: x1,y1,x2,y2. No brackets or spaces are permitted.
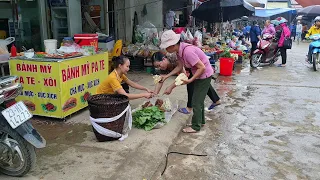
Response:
0,37,15,55
193,30,203,47
185,29,194,43
0,44,8,55
186,29,193,40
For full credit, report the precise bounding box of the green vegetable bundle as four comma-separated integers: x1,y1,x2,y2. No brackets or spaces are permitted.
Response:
220,49,232,58
133,106,165,131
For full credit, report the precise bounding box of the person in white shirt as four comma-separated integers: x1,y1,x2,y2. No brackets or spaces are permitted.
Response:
296,21,303,45
166,10,176,29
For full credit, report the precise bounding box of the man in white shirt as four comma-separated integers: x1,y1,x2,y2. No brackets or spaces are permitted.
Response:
296,21,303,45
166,10,176,29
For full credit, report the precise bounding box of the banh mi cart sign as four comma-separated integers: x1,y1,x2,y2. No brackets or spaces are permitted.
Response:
9,53,109,118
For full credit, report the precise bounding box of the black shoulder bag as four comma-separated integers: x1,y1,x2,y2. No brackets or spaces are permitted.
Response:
282,28,292,49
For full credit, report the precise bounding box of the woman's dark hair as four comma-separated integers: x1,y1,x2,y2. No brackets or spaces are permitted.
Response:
112,56,128,69
252,20,257,26
151,52,165,74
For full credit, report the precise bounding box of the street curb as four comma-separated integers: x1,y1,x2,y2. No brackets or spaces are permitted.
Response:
109,112,191,180
150,116,192,180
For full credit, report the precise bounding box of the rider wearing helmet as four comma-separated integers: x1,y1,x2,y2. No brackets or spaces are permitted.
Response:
306,16,320,63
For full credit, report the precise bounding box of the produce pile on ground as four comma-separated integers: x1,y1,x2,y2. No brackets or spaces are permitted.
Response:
133,106,165,131
133,99,172,131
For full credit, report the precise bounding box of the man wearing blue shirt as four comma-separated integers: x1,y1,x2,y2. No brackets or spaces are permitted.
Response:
250,21,261,55
290,23,296,41
244,24,251,40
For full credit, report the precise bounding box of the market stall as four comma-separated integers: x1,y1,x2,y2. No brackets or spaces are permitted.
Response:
9,53,108,119
122,22,161,71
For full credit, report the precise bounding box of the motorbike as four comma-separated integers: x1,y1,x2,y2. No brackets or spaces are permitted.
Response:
309,34,320,71
250,33,281,68
0,76,45,177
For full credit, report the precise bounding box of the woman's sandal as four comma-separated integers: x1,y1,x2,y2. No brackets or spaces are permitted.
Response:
208,102,221,110
178,108,191,114
277,64,286,67
182,127,198,133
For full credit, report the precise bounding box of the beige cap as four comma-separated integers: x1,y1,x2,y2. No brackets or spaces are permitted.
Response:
159,30,181,49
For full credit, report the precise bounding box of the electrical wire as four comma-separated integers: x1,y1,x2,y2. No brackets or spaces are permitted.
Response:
161,151,207,176
105,0,193,14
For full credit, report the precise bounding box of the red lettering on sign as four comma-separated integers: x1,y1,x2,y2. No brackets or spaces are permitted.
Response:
40,65,52,73
17,64,21,71
16,64,37,72
71,66,80,79
62,66,80,82
19,76,24,84
62,69,66,82
99,60,105,70
26,77,35,85
44,78,57,87
91,62,98,73
81,63,90,76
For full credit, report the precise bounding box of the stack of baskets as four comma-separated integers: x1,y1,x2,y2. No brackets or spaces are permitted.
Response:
88,94,129,142
129,56,144,71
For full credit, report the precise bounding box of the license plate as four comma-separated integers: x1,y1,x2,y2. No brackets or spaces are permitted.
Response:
1,101,33,129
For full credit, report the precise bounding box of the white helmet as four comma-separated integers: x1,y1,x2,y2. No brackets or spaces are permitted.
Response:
315,16,320,22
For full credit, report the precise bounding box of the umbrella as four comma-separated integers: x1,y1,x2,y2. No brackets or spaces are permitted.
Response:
271,17,288,26
191,0,255,23
295,0,320,7
255,8,296,18
271,20,280,26
298,5,320,16
275,17,288,24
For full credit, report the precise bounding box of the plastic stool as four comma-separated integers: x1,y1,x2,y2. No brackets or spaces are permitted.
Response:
111,40,123,57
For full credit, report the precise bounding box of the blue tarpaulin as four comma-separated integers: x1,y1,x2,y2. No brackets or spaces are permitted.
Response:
255,8,297,17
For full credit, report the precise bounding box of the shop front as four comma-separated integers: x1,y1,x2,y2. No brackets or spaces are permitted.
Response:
0,0,46,51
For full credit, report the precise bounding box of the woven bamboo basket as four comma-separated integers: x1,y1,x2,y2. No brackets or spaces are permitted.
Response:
88,94,129,141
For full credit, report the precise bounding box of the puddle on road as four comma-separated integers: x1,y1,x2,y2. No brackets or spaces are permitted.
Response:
32,118,92,157
234,63,253,75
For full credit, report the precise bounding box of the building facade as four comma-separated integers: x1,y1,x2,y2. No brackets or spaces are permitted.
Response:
267,0,289,8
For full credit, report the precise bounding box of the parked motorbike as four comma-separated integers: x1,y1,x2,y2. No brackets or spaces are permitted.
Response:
250,33,280,68
0,76,45,177
309,34,320,71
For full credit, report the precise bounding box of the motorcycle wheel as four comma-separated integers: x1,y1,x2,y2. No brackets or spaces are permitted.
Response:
0,122,36,177
250,53,262,68
312,53,319,71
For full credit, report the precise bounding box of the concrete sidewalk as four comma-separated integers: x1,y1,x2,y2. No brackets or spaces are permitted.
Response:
1,72,193,180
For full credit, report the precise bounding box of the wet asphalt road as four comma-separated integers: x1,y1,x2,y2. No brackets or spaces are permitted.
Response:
158,43,320,180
